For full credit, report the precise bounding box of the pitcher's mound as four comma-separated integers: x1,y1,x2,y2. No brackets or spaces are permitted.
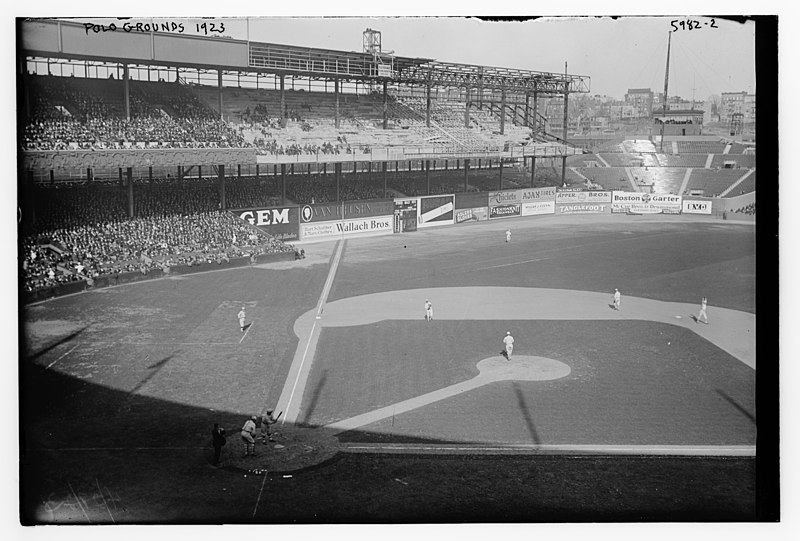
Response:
476,355,571,382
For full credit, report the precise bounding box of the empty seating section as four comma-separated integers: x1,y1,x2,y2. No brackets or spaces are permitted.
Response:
629,167,685,195
597,153,647,167
675,140,727,154
659,154,709,167
620,140,657,154
728,142,755,154
575,167,632,191
684,169,745,197
710,154,756,169
729,171,756,196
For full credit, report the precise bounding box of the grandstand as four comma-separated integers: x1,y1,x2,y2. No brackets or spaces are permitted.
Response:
17,18,764,525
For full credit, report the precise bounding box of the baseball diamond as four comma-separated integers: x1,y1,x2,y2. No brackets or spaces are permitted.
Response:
17,15,774,525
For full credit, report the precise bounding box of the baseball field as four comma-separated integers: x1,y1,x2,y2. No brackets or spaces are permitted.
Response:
19,212,770,524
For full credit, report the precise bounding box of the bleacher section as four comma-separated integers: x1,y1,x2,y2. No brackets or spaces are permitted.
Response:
710,154,756,169
575,167,632,191
675,140,727,154
684,169,748,197
659,154,709,167
728,142,756,155
728,171,756,196
628,167,685,195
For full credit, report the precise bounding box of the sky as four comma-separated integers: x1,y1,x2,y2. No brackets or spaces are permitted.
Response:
49,15,756,101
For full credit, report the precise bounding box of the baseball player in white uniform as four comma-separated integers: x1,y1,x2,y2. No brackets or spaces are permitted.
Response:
241,415,257,456
425,299,433,321
613,289,621,310
505,229,512,243
238,306,246,332
503,331,515,360
697,296,708,324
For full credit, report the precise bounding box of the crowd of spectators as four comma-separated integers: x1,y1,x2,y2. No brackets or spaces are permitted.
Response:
731,202,756,215
22,179,295,292
22,75,246,150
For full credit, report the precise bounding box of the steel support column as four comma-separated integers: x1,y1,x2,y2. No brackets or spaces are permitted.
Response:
463,159,469,191
500,88,506,135
334,78,340,129
123,64,130,121
126,167,134,218
280,75,286,128
218,69,224,120
383,80,388,130
426,160,430,195
464,87,470,128
426,84,432,128
281,164,286,204
335,162,341,201
498,159,503,190
219,165,226,210
383,162,388,199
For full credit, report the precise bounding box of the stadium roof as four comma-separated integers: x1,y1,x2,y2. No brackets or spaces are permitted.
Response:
21,18,590,95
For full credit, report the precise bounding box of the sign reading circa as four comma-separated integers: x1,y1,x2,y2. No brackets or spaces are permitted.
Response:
611,191,682,214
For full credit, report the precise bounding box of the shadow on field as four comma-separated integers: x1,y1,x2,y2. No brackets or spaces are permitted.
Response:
27,325,89,360
301,369,328,426
716,389,756,424
514,382,542,445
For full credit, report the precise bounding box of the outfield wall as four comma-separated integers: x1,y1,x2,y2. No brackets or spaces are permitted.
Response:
242,188,744,245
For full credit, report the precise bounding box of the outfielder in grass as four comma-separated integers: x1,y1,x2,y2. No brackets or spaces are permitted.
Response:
613,288,621,310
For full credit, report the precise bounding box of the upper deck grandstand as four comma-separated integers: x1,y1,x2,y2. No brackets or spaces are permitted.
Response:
18,19,756,290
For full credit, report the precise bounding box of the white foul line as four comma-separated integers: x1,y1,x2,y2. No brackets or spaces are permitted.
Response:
240,320,255,344
46,344,79,370
282,239,345,424
252,468,269,519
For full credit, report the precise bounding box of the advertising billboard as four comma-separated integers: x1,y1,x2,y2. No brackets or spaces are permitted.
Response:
611,192,682,214
235,207,299,241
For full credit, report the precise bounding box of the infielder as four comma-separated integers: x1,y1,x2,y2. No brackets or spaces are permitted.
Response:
238,306,246,332
697,296,708,324
241,415,257,456
503,331,515,360
613,288,621,310
424,299,433,321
